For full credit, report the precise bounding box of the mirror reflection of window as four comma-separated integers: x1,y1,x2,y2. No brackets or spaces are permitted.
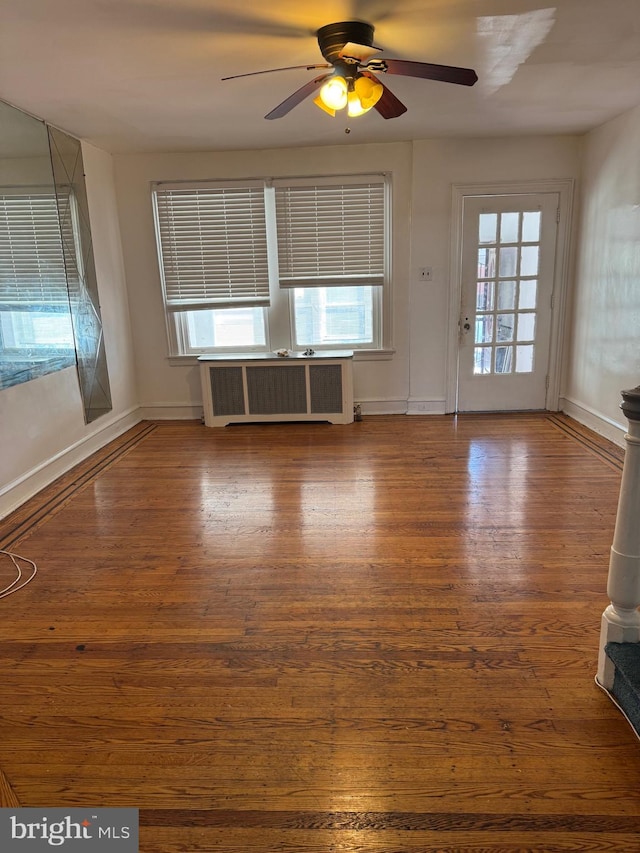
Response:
0,100,112,424
0,100,76,389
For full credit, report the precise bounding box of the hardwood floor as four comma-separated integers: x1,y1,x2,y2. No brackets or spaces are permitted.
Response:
0,413,638,852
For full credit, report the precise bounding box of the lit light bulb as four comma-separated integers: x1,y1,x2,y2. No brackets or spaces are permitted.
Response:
347,90,367,117
319,76,348,111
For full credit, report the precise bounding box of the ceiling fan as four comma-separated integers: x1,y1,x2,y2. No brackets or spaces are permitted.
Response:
222,20,478,121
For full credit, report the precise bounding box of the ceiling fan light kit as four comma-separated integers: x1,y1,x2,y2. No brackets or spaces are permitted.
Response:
223,21,478,123
314,68,384,117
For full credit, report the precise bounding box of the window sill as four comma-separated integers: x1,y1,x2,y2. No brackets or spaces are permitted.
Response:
353,348,395,362
168,348,395,367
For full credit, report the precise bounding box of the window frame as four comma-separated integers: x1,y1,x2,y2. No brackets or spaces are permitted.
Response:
288,284,382,352
153,179,272,356
273,174,388,353
172,305,271,356
152,174,392,358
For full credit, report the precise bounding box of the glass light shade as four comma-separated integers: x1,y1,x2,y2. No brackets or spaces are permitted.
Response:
355,75,383,108
347,90,368,117
313,95,336,116
347,76,384,117
319,76,348,110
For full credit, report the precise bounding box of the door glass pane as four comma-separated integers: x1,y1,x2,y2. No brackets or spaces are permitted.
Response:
497,314,515,342
478,247,497,277
522,211,541,242
476,281,494,311
499,247,518,277
519,280,537,309
517,313,536,341
479,213,497,244
500,212,519,243
521,246,539,276
495,346,513,374
516,345,534,373
474,347,492,374
497,280,516,310
475,315,494,344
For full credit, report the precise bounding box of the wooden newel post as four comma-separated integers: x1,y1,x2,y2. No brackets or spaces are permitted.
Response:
597,386,640,689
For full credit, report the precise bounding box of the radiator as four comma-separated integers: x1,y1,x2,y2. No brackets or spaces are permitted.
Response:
199,352,354,427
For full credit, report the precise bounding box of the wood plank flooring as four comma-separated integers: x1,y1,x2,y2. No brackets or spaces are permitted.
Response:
0,413,638,852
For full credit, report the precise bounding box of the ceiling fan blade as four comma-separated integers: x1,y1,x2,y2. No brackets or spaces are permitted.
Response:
382,58,478,87
102,2,311,39
223,64,330,82
372,80,407,120
265,74,332,120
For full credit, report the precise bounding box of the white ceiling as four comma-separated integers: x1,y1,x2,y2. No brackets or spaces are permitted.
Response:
1,0,639,154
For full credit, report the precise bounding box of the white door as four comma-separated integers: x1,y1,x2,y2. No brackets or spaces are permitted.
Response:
456,193,559,412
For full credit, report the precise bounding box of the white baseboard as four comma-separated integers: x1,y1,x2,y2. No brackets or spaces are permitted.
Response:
357,399,407,415
0,407,143,521
560,397,626,448
406,399,447,415
138,404,203,421
149,401,412,420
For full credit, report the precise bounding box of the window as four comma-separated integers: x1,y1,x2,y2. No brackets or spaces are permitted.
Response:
0,190,76,385
473,209,541,376
274,178,384,350
293,286,376,347
179,307,267,353
152,175,390,356
153,183,270,353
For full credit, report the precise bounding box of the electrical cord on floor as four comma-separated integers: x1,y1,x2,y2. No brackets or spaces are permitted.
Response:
0,550,37,600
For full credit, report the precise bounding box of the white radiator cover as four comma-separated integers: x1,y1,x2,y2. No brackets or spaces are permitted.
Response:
199,352,354,427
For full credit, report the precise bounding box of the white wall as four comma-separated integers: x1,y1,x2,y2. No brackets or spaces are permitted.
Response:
0,142,139,517
113,143,413,417
409,136,581,412
564,105,640,440
82,144,138,415
114,136,580,417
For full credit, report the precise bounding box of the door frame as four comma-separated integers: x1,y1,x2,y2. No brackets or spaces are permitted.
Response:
446,179,575,414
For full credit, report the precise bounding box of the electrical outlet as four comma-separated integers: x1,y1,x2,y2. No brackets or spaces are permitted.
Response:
419,267,433,282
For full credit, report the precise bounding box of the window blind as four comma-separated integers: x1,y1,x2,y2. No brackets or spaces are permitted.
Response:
154,185,270,311
0,192,69,308
274,179,386,289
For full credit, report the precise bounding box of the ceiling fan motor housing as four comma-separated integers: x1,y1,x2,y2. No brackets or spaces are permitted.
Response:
316,21,376,63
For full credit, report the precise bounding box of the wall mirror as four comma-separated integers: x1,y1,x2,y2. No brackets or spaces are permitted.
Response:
0,100,76,389
0,99,111,423
48,126,112,423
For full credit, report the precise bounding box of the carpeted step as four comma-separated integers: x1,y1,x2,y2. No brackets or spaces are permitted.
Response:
604,642,640,737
